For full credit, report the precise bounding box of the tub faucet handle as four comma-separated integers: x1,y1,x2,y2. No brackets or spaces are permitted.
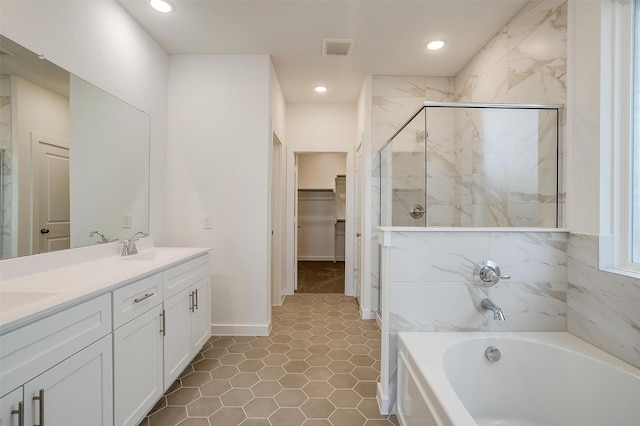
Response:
474,260,510,287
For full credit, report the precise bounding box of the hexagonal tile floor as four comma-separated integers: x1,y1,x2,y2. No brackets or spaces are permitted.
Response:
138,294,398,426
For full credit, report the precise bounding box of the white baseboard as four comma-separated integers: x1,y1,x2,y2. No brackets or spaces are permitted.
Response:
360,307,375,320
211,323,270,336
377,382,394,415
297,256,335,261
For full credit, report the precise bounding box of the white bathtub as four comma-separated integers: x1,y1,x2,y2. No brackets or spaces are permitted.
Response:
397,332,640,426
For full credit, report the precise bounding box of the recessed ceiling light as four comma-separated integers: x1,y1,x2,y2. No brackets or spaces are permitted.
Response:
426,39,446,51
149,0,173,13
314,86,327,93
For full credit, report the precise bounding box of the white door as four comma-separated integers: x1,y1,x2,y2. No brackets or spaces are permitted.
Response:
0,387,23,426
163,289,192,386
271,136,282,305
355,143,363,305
24,335,113,426
293,155,299,292
114,305,164,426
32,134,70,254
191,279,211,353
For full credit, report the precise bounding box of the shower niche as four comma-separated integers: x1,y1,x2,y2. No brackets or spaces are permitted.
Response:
379,102,563,228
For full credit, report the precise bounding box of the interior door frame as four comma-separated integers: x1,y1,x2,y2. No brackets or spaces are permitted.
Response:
270,132,285,306
285,145,355,296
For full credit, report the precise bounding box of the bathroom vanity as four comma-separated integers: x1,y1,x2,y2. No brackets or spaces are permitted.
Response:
0,245,210,426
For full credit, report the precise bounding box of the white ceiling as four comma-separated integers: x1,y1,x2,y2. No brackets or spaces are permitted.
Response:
117,0,529,104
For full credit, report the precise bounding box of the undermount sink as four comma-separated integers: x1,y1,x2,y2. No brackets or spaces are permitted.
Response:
0,292,59,312
121,252,157,261
121,248,194,261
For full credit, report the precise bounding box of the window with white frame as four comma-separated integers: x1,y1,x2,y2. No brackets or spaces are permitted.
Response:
633,0,640,265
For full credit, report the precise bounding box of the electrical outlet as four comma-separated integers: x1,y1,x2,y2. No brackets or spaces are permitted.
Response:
123,215,132,229
203,216,212,230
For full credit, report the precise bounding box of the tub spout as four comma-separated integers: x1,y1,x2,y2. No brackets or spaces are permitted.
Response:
481,298,506,321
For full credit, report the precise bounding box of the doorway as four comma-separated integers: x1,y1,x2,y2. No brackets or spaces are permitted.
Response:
295,153,346,293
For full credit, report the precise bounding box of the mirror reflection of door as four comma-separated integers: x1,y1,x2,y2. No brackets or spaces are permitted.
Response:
32,133,70,253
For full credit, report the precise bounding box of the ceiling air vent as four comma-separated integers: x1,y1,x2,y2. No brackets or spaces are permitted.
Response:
322,38,355,57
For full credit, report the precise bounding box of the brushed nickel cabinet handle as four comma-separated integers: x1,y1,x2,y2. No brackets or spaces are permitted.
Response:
134,293,154,303
189,291,195,312
160,310,166,336
33,389,45,426
11,401,24,426
194,289,199,310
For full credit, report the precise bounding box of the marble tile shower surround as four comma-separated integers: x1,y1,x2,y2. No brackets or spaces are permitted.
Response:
369,0,567,313
372,77,456,312
567,233,640,369
377,229,568,411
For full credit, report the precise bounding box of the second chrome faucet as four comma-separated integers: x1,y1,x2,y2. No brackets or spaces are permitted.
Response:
120,231,149,256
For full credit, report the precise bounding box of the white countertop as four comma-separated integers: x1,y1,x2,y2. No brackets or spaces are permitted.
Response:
0,246,210,334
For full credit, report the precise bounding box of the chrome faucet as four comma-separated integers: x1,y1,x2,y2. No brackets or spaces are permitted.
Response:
120,231,148,256
481,298,506,321
89,230,109,244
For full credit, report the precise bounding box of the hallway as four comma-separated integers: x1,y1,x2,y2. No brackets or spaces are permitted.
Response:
140,294,398,426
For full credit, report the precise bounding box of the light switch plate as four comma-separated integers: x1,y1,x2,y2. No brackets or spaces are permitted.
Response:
203,216,212,229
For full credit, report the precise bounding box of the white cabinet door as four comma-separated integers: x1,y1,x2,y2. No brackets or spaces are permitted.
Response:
191,277,211,354
23,335,113,426
163,289,192,387
0,387,23,426
114,305,164,426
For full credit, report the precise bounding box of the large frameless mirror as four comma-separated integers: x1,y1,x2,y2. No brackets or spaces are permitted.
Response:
0,35,150,259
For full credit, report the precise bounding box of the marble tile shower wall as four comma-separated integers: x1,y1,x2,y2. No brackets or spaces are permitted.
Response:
378,229,568,409
454,0,567,227
372,76,456,313
385,231,568,334
567,234,640,368
370,0,567,313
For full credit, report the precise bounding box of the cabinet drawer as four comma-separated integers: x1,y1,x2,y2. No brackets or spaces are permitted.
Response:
0,294,111,397
163,255,209,299
113,273,163,329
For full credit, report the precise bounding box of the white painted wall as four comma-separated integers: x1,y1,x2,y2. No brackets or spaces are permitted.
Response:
0,0,170,244
286,104,357,149
566,0,601,235
297,153,346,189
167,55,276,336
